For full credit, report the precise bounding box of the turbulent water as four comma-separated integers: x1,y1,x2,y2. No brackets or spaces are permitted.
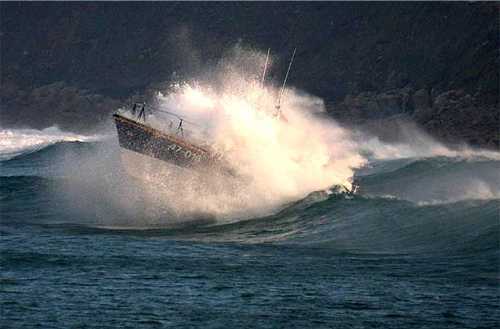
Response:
1,127,499,329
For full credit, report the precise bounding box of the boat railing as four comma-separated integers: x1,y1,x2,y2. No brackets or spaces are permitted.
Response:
125,102,208,141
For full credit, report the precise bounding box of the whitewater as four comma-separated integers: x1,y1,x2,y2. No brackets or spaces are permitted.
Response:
1,124,499,229
0,127,103,161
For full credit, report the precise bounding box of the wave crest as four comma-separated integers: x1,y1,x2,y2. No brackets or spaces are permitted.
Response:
0,127,103,161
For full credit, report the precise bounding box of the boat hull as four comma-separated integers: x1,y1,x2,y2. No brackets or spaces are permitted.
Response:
118,148,198,182
113,114,215,170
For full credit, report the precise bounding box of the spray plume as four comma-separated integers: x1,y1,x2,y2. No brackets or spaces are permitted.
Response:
137,47,367,219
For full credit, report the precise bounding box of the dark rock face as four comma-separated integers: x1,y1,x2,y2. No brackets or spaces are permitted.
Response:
332,87,499,148
0,81,120,133
412,89,432,114
333,87,414,121
0,2,498,147
421,89,499,148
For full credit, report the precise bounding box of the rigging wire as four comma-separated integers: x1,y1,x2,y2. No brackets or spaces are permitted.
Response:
275,47,297,115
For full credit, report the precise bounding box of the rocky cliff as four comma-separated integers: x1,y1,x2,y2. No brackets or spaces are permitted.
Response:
1,2,498,147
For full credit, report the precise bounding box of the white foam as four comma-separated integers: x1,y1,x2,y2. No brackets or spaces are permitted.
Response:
149,58,366,217
357,125,500,161
416,179,500,205
0,126,102,161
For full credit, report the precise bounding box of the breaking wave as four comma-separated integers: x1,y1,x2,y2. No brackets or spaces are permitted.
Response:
1,139,499,256
356,124,500,161
356,156,500,204
0,127,103,161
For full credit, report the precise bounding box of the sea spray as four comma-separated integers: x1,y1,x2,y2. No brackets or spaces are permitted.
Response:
354,122,500,161
0,127,103,161
146,49,365,218
99,47,500,221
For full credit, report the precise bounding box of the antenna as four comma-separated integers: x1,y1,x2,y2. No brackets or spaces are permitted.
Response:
261,48,270,88
275,47,297,116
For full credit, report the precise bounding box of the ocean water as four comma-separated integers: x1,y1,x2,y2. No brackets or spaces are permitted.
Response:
1,130,499,328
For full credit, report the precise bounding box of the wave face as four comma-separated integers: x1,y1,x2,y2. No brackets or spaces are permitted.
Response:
1,128,499,329
0,127,102,161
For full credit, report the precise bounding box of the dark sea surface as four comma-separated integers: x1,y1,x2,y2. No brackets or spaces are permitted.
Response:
1,137,499,328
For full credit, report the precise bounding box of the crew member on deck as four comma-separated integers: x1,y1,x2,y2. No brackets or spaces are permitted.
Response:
138,103,146,121
176,119,184,136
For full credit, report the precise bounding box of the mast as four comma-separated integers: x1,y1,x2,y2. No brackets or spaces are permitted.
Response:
261,48,270,88
275,47,296,117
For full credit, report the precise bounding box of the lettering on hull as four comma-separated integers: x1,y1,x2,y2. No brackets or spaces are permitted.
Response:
113,114,215,169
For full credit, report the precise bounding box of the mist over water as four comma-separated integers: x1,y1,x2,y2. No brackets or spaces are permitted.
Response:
357,124,500,161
